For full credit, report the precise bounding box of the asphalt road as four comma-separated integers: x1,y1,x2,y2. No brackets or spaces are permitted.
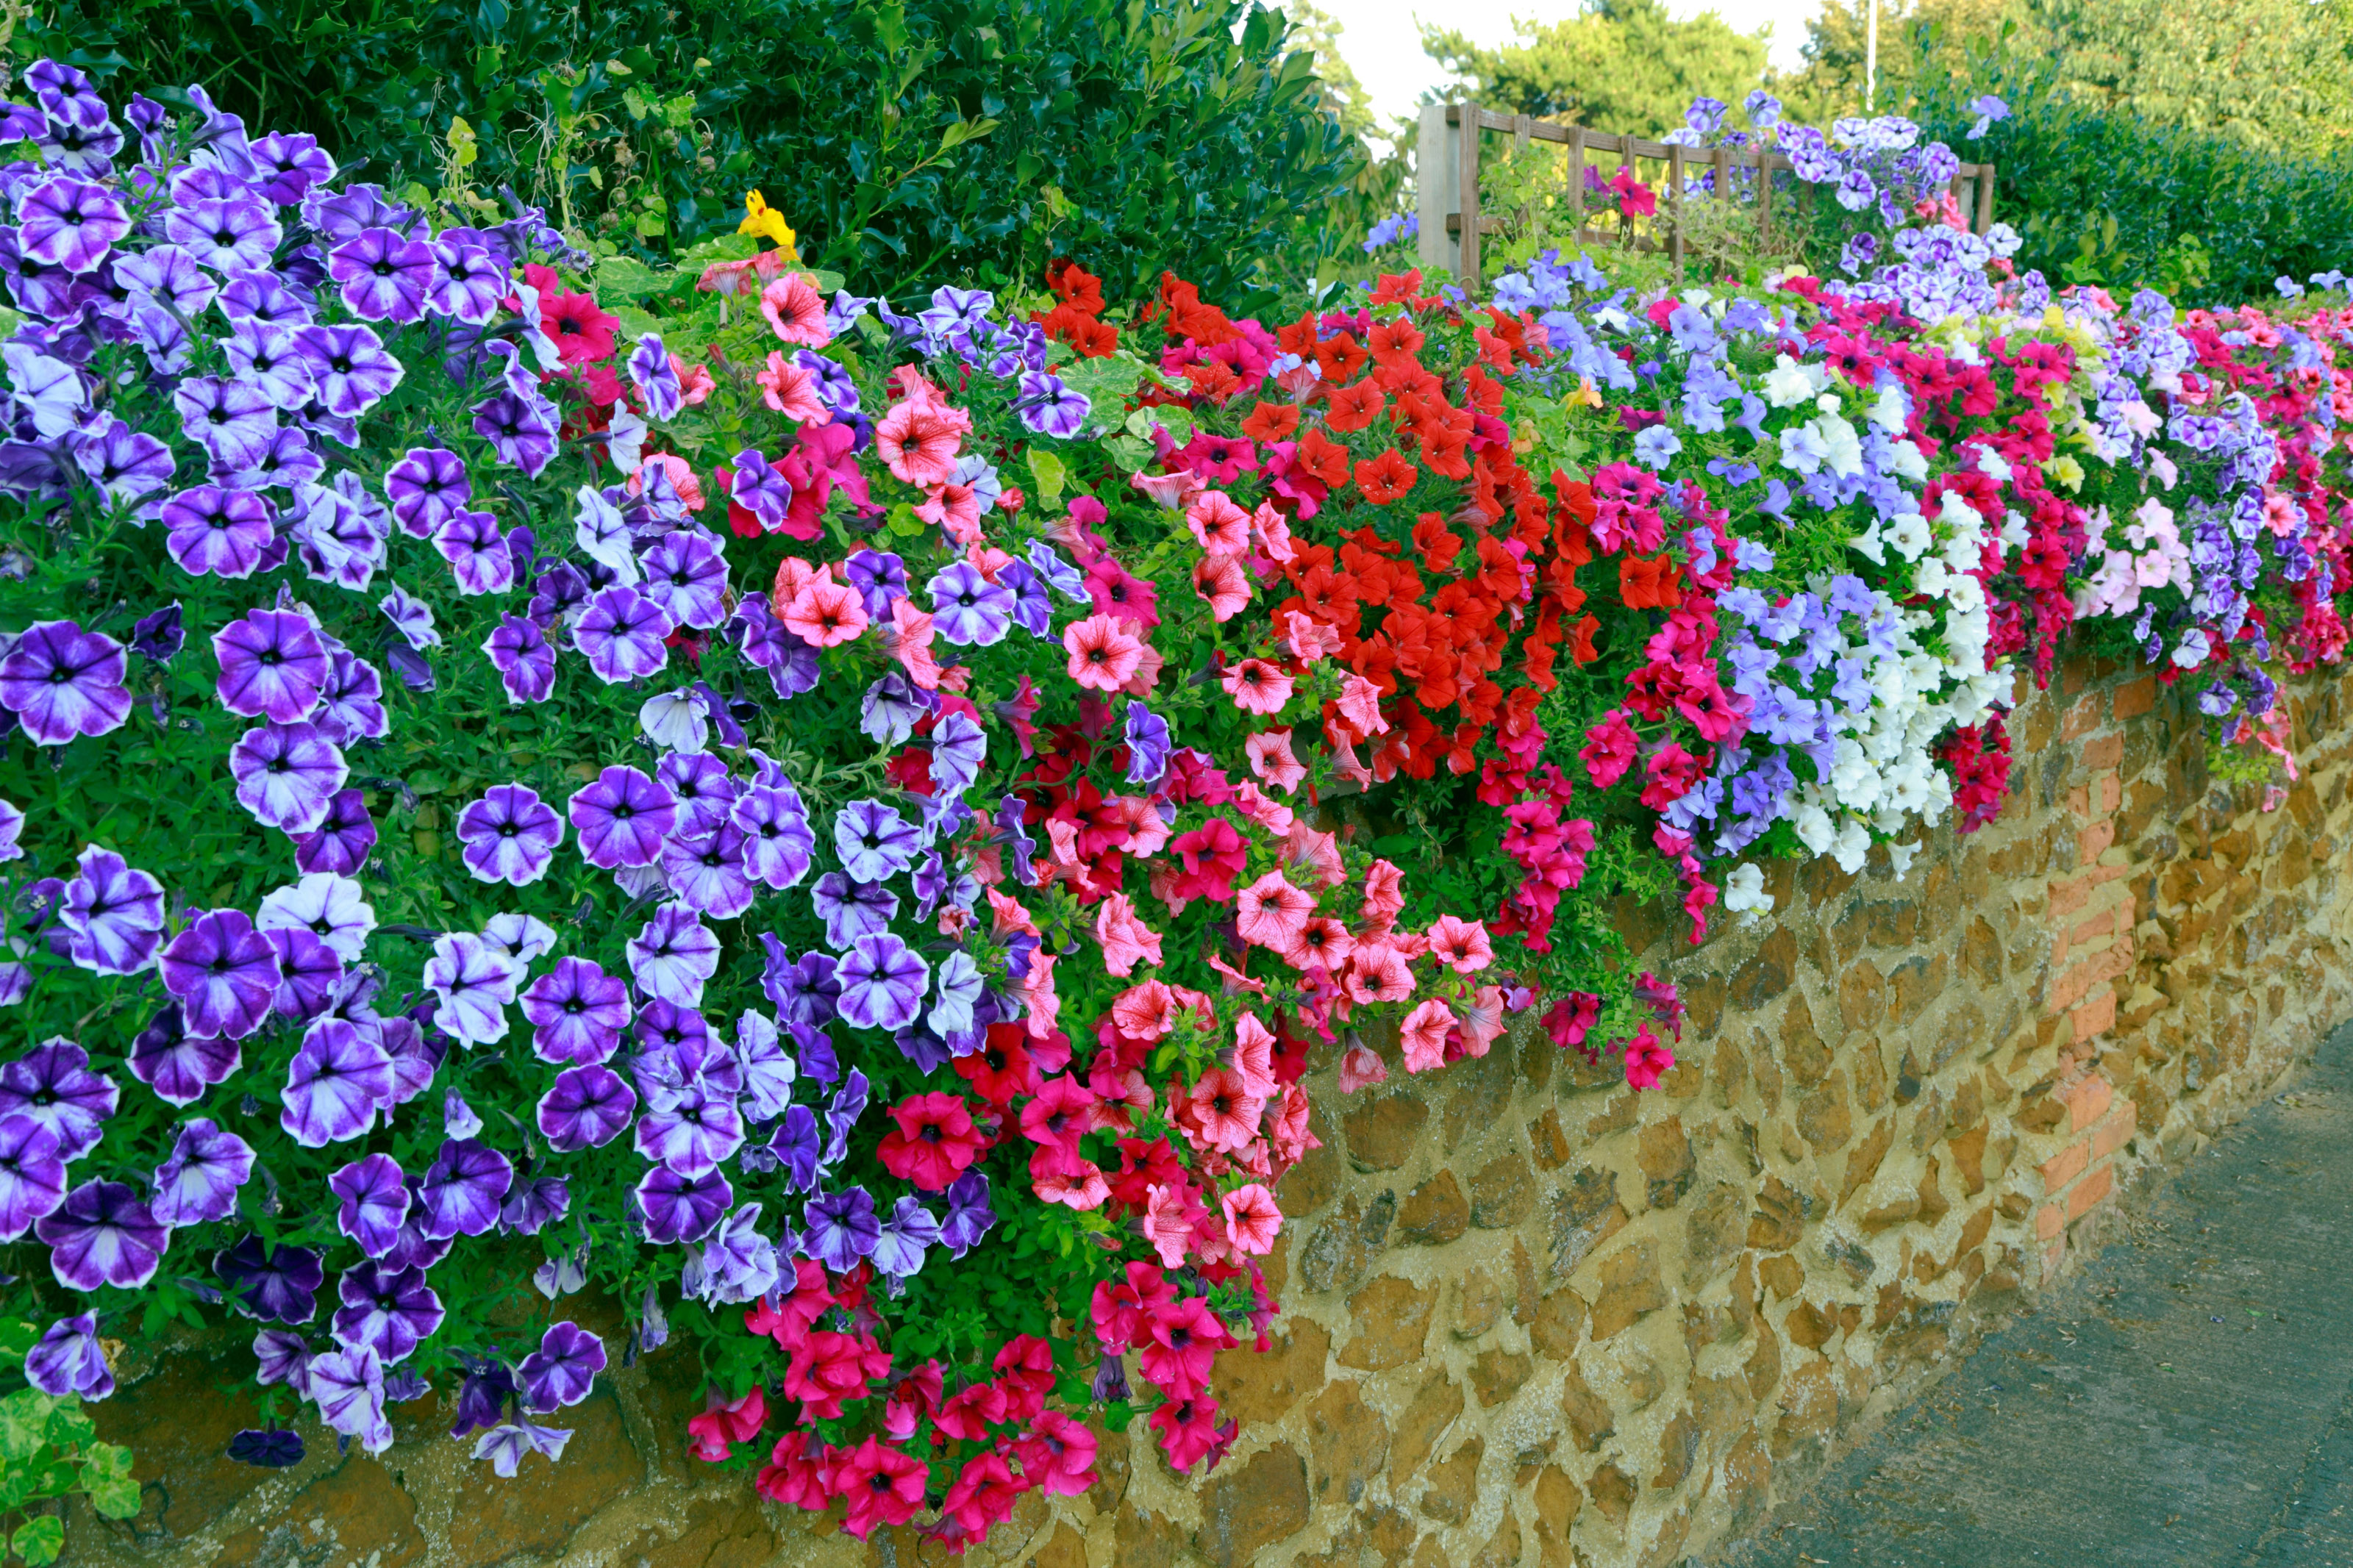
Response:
1712,1022,2353,1568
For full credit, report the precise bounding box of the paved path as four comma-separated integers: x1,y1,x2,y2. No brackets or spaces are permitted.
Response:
1713,1023,2353,1568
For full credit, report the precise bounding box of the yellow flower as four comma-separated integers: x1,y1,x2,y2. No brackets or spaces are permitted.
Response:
737,190,798,259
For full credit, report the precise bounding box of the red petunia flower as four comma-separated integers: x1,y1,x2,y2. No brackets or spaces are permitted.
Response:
875,1091,985,1191
1353,447,1419,504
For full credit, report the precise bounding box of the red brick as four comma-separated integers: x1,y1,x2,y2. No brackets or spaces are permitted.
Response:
2063,1074,2113,1132
2080,735,2123,771
2064,1164,2114,1221
2067,906,2116,951
2049,875,2092,919
2099,773,2121,813
2061,693,2104,740
2035,1203,2065,1240
2090,1100,2138,1160
2040,1142,2088,1191
2069,987,2118,1044
2079,819,2117,862
2065,784,2092,817
2050,945,2130,1012
2041,1238,2067,1281
2113,675,2157,720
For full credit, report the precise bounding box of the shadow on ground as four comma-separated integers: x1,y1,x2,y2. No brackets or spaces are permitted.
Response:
1708,1020,2353,1568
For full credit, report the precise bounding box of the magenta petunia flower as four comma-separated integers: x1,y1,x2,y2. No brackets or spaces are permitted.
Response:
416,1138,513,1240
160,909,282,1042
571,585,674,684
627,903,721,1009
435,509,515,596
128,1003,241,1106
212,607,329,723
485,614,554,704
639,531,729,630
37,1179,167,1292
518,1321,605,1412
0,1040,117,1161
24,1312,110,1399
536,1064,637,1151
424,932,524,1045
280,1017,395,1147
296,789,377,876
457,784,564,887
0,619,129,744
331,1152,410,1257
161,485,276,579
568,765,677,870
60,844,164,975
0,1115,65,1241
635,1164,730,1245
835,932,930,1032
332,1262,443,1363
150,1118,254,1227
522,957,632,1065
229,720,347,833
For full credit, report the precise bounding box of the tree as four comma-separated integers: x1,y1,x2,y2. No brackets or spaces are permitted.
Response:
2018,0,2352,152
1282,0,1380,143
1422,0,1769,140
1775,0,2017,126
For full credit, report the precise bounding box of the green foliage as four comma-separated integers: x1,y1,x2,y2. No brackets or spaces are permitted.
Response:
22,0,1367,307
1424,0,1768,140
1776,0,2013,124
0,1322,137,1566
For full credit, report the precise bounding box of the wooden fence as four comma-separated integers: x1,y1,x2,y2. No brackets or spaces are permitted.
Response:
1415,101,1997,293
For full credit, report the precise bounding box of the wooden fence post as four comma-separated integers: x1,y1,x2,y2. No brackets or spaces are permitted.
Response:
1565,125,1586,250
1457,101,1484,293
1667,142,1685,282
1974,162,1996,237
1415,102,1458,277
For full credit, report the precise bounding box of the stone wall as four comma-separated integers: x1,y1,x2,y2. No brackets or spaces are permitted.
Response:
73,656,2353,1568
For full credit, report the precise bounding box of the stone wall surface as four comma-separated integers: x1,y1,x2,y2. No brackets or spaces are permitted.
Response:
68,656,2353,1568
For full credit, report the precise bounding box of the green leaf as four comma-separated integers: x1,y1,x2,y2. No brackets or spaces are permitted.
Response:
0,1390,55,1463
86,1475,141,1520
1026,449,1068,506
593,256,670,300
10,1517,62,1567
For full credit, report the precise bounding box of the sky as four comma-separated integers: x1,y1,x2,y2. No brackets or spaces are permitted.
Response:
1326,0,1825,128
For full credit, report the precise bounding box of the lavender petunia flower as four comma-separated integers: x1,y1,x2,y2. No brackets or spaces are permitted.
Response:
329,228,434,323
832,798,922,883
74,421,176,516
385,446,469,535
639,531,729,630
760,942,840,1028
435,509,516,596
311,651,388,743
60,844,165,975
281,1017,395,1147
568,765,677,870
212,608,329,723
940,1170,995,1259
473,1417,571,1476
424,932,525,1046
228,1428,304,1467
25,1312,110,1400
929,709,988,798
927,560,1016,646
38,1180,166,1292
296,789,377,876
379,584,441,649
810,873,898,950
332,1262,443,1363
0,620,129,744
175,376,279,465
732,784,816,890
657,753,739,837
0,801,20,864
426,240,504,323
295,323,404,418
9,346,85,443
257,870,375,963
633,1084,744,1178
572,585,674,682
331,1153,410,1257
417,1138,513,1240
165,196,282,271
18,176,131,272
1014,370,1089,438
0,1117,65,1241
150,1118,253,1227
836,932,929,1031
215,1235,324,1324
126,1005,240,1107
523,959,632,1064
457,784,564,886
230,720,348,833
485,615,556,705
635,1164,731,1245
223,319,318,411
160,486,275,579
518,1322,605,1412
307,1341,392,1453
251,1328,313,1389
872,1195,943,1278
735,1011,798,1121
0,1041,117,1161
662,826,757,920
626,904,720,1009
537,1064,637,1152
801,1186,880,1272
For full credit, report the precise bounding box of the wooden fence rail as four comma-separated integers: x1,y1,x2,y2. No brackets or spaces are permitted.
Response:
1415,101,1997,293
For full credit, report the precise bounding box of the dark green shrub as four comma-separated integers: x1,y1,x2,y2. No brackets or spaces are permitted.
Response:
23,0,1367,307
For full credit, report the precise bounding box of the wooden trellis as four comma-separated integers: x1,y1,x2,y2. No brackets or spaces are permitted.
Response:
1415,101,1998,293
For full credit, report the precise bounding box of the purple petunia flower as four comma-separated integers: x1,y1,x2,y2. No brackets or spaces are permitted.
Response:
629,334,682,421
518,1322,605,1413
60,844,165,975
294,323,404,418
220,319,316,410
485,614,555,705
38,1180,167,1292
639,531,728,630
18,176,131,272
118,246,219,316
332,1262,443,1363
215,1234,324,1324
257,870,375,963
175,376,279,466
212,608,329,723
266,927,345,1023
307,1341,391,1453
435,509,515,596
251,1328,313,1389
228,1428,304,1467
473,1417,571,1476
417,1139,513,1241
940,1170,995,1259
810,873,898,951
568,765,678,870
1125,701,1171,785
661,826,757,920
329,228,434,323
456,784,564,887
160,479,276,579
501,1176,569,1236
230,720,348,833
127,1004,241,1106
929,709,988,798
150,1118,254,1227
627,904,720,1009
384,446,469,537
537,1064,637,1152
0,1116,65,1241
426,240,504,323
25,1311,111,1400
835,932,929,1032
632,1082,744,1178
1014,370,1089,439
686,1203,779,1306
281,1017,395,1147
927,560,1015,646
572,584,674,683
331,1152,410,1257
73,420,177,516
521,958,631,1065
165,196,282,271
472,390,560,478
728,448,792,530
0,620,129,745
657,753,738,836
423,933,524,1046
296,789,377,876
832,799,922,884
635,1164,730,1245
771,1104,824,1191
872,1194,943,1278
732,784,816,891
310,650,388,744
0,1040,118,1162
801,1186,880,1272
